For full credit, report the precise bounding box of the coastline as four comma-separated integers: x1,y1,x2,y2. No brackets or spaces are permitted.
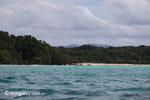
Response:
0,63,150,66
73,63,150,66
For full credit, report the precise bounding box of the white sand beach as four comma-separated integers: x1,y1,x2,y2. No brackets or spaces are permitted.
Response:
73,63,148,66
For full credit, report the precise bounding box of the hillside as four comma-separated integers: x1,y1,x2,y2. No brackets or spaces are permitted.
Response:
0,31,150,65
0,31,73,65
57,45,150,64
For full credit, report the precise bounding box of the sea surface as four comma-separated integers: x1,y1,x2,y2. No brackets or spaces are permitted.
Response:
0,65,150,100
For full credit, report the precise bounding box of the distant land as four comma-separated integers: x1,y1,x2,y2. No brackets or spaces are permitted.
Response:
0,30,150,65
59,44,79,48
60,44,112,48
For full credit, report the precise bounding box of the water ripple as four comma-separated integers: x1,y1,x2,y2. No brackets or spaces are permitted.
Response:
0,65,150,100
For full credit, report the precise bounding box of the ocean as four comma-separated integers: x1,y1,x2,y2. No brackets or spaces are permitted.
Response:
0,65,150,100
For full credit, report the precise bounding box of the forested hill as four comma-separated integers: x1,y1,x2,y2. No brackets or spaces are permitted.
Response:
0,31,73,64
57,45,150,64
0,31,150,65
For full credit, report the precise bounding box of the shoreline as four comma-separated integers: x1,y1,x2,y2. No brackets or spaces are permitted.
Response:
0,63,150,66
73,63,150,66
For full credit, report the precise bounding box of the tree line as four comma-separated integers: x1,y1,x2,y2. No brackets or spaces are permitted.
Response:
57,45,150,64
0,31,73,65
0,31,150,64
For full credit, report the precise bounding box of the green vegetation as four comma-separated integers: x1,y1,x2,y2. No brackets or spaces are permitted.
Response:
0,30,150,64
57,45,150,64
0,31,72,65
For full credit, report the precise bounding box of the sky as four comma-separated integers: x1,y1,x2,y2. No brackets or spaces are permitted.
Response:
0,0,150,46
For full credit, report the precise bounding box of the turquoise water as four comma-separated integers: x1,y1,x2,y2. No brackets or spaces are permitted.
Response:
0,65,150,100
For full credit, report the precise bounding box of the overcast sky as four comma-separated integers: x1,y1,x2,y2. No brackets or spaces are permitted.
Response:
0,0,150,46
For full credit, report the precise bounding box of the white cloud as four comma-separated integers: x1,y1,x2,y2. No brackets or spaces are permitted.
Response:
0,0,110,31
0,0,150,46
107,0,150,25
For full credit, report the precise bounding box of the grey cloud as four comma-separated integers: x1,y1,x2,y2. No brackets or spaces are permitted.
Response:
0,0,109,31
0,0,150,46
107,0,150,25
